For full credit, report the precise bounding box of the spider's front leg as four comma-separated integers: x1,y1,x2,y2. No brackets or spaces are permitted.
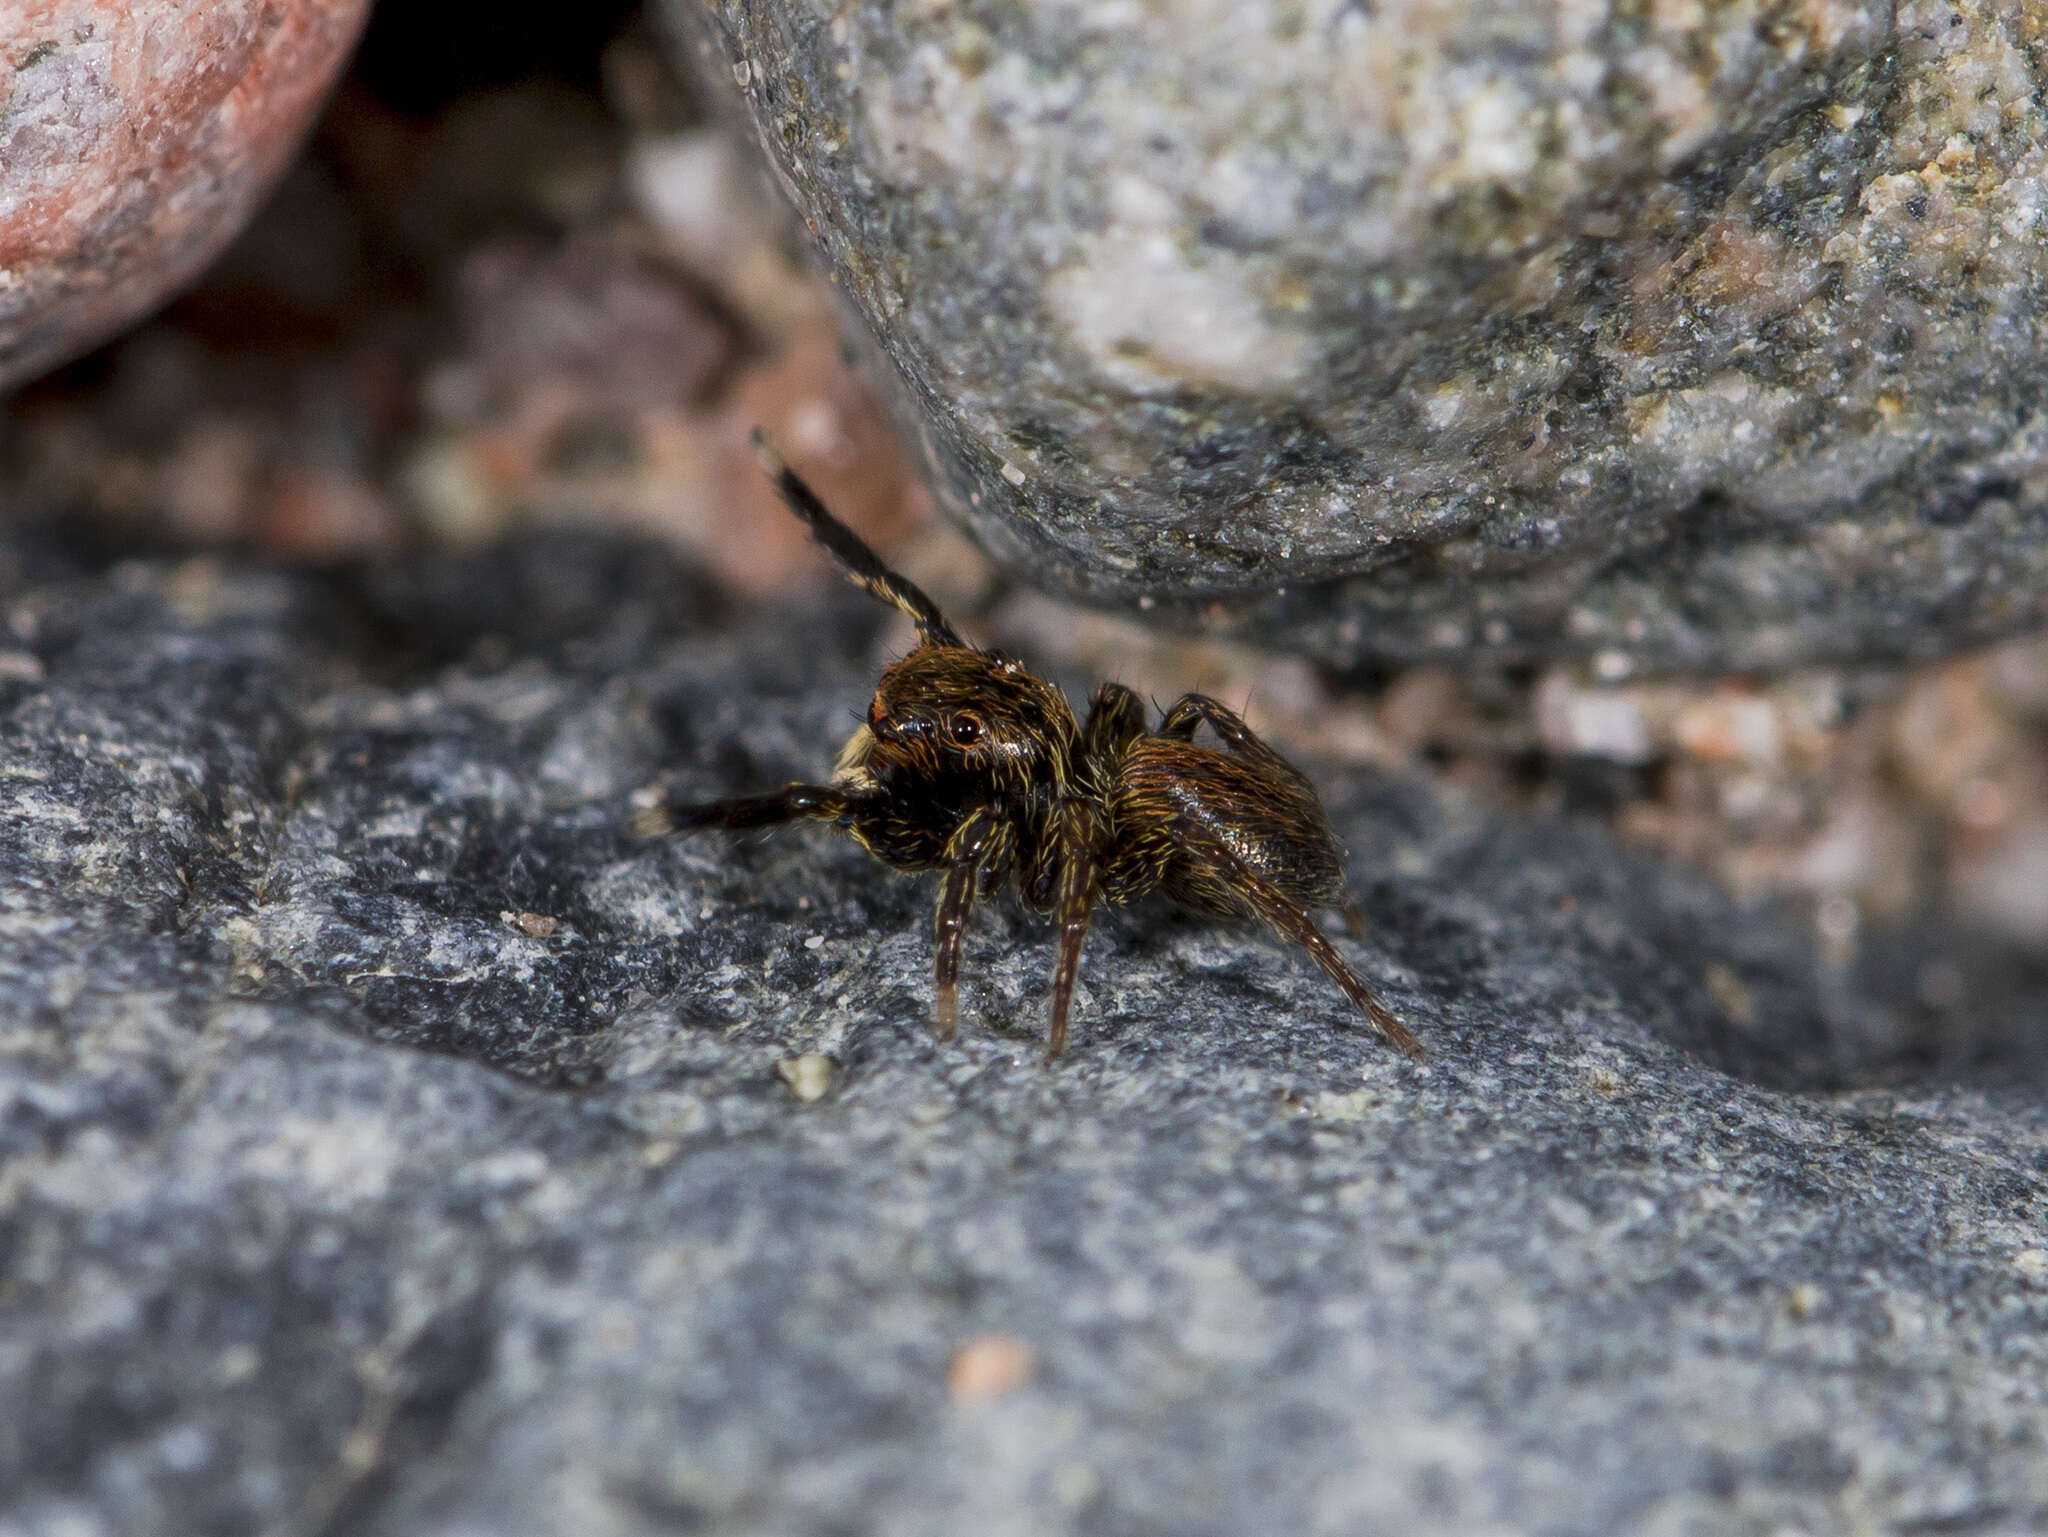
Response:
1082,681,1147,763
1030,683,1144,1059
932,805,1009,1041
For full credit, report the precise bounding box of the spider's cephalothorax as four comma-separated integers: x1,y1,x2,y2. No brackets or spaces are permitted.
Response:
636,432,1420,1059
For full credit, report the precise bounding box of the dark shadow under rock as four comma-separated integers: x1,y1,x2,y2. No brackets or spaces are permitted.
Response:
4,532,2048,1537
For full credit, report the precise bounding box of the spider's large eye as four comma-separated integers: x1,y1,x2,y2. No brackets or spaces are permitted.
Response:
948,713,985,746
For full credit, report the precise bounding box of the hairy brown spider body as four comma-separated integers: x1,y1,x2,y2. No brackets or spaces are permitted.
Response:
636,433,1420,1059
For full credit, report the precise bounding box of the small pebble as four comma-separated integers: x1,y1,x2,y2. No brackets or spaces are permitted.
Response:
777,1053,834,1101
947,1334,1031,1405
1593,651,1633,683
1704,963,1755,1025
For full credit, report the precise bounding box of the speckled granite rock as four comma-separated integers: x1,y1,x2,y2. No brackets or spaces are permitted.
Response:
661,0,2048,670
6,533,2048,1536
0,0,372,391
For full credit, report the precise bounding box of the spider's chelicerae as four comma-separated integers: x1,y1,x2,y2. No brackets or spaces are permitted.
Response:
635,433,1420,1060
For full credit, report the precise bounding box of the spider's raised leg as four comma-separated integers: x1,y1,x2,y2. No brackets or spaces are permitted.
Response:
1045,801,1104,1059
1169,812,1422,1058
933,806,1006,1042
631,783,858,839
751,430,965,650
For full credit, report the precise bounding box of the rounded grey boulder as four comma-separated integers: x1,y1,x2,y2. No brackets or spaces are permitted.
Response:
662,0,2048,670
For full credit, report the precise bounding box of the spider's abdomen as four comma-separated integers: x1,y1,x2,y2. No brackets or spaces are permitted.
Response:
1107,739,1346,916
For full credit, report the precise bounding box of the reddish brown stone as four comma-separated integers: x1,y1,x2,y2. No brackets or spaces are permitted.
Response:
0,0,371,391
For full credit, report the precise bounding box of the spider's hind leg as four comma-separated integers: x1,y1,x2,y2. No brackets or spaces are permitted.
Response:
1158,693,1315,790
1168,813,1422,1058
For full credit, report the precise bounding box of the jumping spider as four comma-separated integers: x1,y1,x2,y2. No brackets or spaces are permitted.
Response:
634,433,1420,1060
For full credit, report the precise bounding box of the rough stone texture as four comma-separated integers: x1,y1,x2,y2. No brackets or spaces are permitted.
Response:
661,0,2048,671
0,0,373,392
6,532,2048,1534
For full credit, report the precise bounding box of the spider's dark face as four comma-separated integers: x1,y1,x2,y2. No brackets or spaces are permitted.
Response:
858,646,1078,794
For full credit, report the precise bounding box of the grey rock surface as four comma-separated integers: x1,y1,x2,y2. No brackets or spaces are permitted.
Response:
5,533,2048,1536
663,0,2048,670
